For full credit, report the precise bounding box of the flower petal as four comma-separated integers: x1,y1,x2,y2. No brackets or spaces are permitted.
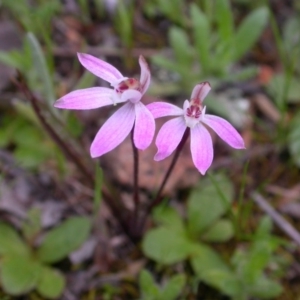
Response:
122,89,142,103
90,103,135,157
202,114,245,149
147,102,183,119
77,53,123,84
190,124,213,175
139,55,151,94
134,102,155,150
191,82,211,102
154,117,186,161
54,87,117,110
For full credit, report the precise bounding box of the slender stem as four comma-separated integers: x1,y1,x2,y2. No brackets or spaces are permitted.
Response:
13,73,132,238
131,129,140,234
148,128,190,213
131,130,140,209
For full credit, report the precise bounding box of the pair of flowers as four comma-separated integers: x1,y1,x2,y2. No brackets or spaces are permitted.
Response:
54,54,245,175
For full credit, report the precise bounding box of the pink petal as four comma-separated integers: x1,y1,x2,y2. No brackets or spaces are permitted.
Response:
121,89,142,103
191,82,211,102
90,103,135,157
154,117,186,161
134,102,155,150
147,102,183,119
139,55,151,94
77,53,123,84
54,87,117,110
190,124,213,175
202,115,245,149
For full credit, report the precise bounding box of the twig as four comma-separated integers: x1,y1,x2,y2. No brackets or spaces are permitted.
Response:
252,192,300,246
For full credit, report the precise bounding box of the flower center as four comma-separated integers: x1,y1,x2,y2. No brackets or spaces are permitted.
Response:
115,78,141,94
184,98,203,128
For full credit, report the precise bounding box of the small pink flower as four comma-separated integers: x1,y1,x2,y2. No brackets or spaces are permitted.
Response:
54,53,155,157
147,82,245,175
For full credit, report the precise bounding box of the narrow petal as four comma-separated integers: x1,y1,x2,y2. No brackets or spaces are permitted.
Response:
147,102,183,119
90,103,135,157
191,82,211,102
139,55,151,94
54,87,117,110
202,114,245,149
190,124,213,175
154,117,186,161
122,89,142,103
134,102,155,150
77,53,123,84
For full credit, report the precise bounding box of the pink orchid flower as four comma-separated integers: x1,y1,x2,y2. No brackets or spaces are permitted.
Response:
147,82,245,175
54,53,155,157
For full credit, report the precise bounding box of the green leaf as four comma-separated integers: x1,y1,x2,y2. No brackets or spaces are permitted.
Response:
139,270,160,299
215,0,234,44
248,276,283,299
0,222,29,256
26,32,55,106
232,7,269,61
187,173,234,235
36,266,65,299
160,274,186,300
190,3,211,73
37,216,91,263
191,244,240,296
202,219,234,242
288,110,300,167
0,255,40,295
267,74,300,104
153,206,185,233
169,26,193,68
243,238,278,284
142,227,193,265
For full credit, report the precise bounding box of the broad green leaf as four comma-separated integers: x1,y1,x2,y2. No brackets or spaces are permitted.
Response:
169,27,193,68
201,219,234,242
142,227,193,265
153,206,185,233
187,173,234,235
191,244,239,296
37,216,91,263
288,110,300,167
139,270,160,299
243,226,279,284
36,266,65,299
255,216,273,237
160,274,186,300
215,0,234,44
248,276,283,299
190,3,211,73
0,255,41,295
0,222,29,256
232,7,269,61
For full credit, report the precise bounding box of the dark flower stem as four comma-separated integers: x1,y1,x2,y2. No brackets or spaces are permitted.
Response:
131,129,140,231
147,128,190,213
136,128,190,237
13,72,132,238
